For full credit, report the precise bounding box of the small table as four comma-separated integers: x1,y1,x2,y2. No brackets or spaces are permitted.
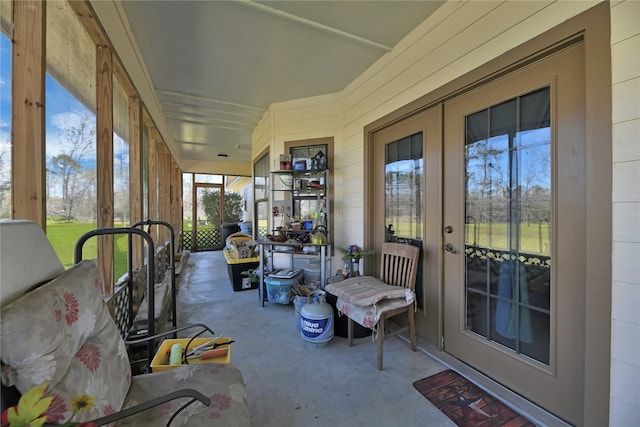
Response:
325,276,371,339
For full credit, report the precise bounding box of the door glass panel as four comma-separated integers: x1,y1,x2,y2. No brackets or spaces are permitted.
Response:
385,132,423,308
464,86,551,365
195,186,221,250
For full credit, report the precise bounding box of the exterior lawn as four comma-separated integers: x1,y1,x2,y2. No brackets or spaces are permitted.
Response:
46,222,130,279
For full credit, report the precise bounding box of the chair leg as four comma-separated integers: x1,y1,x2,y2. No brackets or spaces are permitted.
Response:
377,316,385,370
408,309,417,351
347,317,354,347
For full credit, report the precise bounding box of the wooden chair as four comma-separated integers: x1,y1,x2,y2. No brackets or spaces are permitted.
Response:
327,242,420,370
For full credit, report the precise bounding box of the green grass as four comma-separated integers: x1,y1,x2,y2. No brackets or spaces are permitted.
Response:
391,220,551,256
465,222,551,255
47,222,130,279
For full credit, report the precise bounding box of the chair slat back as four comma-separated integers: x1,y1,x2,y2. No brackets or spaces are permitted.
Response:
379,242,420,289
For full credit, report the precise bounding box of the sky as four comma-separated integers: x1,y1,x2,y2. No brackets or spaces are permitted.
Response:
0,31,129,188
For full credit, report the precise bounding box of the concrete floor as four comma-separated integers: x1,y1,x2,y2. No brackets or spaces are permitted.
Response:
175,250,455,427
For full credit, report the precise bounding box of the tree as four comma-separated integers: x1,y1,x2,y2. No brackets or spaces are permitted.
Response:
200,190,244,225
47,117,95,221
0,142,11,219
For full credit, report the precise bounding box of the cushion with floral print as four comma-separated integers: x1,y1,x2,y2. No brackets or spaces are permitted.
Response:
336,295,415,333
117,363,251,426
1,259,131,423
326,275,413,307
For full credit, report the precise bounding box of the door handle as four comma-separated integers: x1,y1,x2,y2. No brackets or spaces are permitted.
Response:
444,243,457,254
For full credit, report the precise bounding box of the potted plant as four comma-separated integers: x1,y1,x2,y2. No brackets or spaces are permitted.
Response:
338,244,376,277
240,268,259,285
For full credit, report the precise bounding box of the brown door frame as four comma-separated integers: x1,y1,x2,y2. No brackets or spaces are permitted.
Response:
363,4,611,425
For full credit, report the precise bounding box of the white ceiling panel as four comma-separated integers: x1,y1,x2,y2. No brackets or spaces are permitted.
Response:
119,0,444,170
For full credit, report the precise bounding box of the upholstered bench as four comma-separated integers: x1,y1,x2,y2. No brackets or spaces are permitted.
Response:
0,220,251,426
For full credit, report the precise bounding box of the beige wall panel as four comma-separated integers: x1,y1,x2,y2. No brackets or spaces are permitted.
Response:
611,0,640,43
612,315,640,366
273,116,340,138
273,94,340,121
612,36,640,84
613,202,640,243
612,281,640,325
613,161,640,203
612,78,640,123
252,110,272,142
610,358,640,424
613,120,640,162
611,2,640,423
272,97,340,137
343,1,592,130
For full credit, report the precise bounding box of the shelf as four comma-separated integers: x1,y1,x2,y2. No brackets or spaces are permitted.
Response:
257,240,332,307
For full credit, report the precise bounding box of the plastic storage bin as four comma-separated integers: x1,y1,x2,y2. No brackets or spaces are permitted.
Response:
304,260,321,285
223,250,259,292
265,271,303,304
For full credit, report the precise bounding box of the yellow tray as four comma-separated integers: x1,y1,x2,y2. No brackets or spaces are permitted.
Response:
151,337,232,372
223,248,260,264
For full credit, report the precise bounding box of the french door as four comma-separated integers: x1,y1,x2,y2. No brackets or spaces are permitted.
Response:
371,108,442,343
443,43,586,423
371,41,586,424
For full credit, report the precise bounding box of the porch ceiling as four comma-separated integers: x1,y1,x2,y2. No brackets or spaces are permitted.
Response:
118,0,444,172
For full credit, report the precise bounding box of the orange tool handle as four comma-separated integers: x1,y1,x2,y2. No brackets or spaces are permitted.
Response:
199,348,228,360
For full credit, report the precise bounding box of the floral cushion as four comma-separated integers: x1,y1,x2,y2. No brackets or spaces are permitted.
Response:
325,276,412,306
1,259,131,423
336,297,415,333
119,363,251,426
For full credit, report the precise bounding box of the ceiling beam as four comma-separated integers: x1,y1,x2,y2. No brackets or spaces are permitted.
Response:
236,0,393,52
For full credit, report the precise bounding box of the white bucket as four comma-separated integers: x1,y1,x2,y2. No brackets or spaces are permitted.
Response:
300,291,334,347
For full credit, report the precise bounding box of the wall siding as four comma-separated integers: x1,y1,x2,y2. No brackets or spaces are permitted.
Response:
252,1,636,422
610,1,640,424
338,0,596,248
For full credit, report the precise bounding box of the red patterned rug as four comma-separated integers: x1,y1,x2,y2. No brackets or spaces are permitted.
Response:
413,370,535,427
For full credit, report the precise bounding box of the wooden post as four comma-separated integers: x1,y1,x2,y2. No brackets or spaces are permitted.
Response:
11,0,46,227
129,96,143,268
148,127,158,244
157,142,167,243
96,45,114,295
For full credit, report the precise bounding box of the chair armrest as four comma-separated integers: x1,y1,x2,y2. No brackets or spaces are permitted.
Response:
88,389,210,426
124,323,214,345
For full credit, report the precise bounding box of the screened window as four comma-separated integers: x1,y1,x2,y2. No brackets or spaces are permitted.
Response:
45,0,98,266
113,76,130,227
253,153,269,239
0,30,11,220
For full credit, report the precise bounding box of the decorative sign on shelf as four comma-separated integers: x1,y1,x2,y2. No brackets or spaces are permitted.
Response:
311,150,327,170
279,154,292,170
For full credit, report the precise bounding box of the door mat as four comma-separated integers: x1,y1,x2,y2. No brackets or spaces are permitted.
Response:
413,370,535,427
